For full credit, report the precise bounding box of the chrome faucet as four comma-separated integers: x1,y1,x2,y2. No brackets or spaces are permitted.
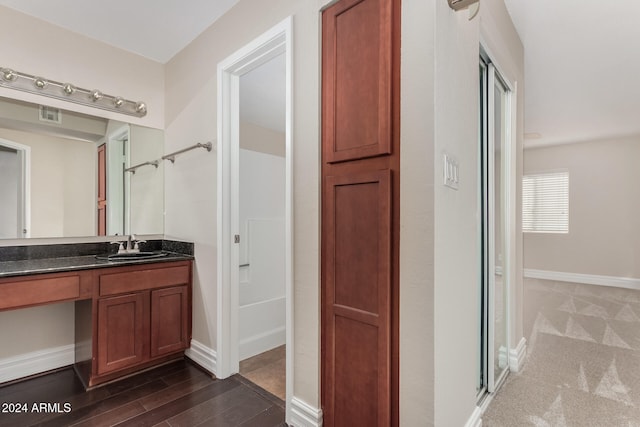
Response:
111,235,146,254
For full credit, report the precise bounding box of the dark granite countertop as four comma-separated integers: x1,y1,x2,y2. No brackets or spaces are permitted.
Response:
0,252,194,279
0,240,194,279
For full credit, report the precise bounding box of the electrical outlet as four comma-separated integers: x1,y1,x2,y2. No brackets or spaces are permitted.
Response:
443,154,459,190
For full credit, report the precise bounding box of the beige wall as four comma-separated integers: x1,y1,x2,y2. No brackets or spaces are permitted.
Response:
240,121,285,157
0,6,164,129
400,0,524,425
0,303,74,359
0,5,164,367
129,125,164,235
0,1,525,425
163,0,327,413
524,136,640,278
0,127,96,238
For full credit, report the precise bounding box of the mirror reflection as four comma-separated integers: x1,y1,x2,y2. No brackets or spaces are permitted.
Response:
0,97,164,239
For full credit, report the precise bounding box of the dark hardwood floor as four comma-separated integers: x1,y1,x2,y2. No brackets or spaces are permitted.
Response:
0,359,286,427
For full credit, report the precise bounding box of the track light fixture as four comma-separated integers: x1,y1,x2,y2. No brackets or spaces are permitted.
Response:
0,66,148,117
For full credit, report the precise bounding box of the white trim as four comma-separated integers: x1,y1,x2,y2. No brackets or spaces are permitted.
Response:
290,397,323,427
478,390,495,413
524,269,640,291
184,339,217,375
217,15,295,424
239,326,286,361
0,344,74,384
465,406,483,427
509,337,527,373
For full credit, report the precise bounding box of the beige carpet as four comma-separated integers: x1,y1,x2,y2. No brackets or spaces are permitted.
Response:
239,345,286,400
483,278,640,426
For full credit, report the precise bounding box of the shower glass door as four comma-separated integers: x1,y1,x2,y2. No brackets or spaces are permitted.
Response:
479,55,511,396
490,70,509,390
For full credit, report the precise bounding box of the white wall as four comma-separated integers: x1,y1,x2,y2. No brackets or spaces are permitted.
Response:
524,136,640,278
238,148,286,359
0,149,19,238
239,148,285,305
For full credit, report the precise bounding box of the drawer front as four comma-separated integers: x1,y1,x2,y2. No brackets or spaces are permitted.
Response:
0,275,80,310
100,265,190,297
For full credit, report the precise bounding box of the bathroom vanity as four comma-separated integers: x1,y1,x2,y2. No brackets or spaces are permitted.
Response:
0,241,193,389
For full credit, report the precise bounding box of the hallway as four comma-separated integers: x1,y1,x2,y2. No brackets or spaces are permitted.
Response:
484,278,640,425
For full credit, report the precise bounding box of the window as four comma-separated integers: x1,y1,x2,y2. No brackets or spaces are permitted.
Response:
522,171,569,233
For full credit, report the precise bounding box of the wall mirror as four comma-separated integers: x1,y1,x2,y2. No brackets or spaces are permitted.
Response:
0,96,164,239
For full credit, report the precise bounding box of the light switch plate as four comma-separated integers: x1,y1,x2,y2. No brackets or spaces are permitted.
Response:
443,154,459,190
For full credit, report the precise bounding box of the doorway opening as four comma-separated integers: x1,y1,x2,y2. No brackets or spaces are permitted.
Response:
236,51,287,400
0,138,30,239
216,16,293,416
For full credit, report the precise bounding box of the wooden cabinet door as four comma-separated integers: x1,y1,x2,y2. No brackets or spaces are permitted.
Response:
323,171,392,426
150,285,189,358
322,0,400,425
322,0,393,163
97,292,148,375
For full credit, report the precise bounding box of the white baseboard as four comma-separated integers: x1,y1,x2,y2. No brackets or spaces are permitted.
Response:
465,406,483,427
524,269,640,290
185,339,217,376
0,344,74,384
239,326,286,361
509,337,527,373
290,397,323,427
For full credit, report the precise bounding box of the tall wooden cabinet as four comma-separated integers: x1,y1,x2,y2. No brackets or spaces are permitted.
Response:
321,0,400,425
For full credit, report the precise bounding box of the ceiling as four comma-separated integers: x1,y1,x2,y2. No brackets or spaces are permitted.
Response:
0,0,240,63
0,0,287,133
5,0,635,144
504,0,640,147
240,54,286,133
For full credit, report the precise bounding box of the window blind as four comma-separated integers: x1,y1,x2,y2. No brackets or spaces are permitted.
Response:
522,171,569,233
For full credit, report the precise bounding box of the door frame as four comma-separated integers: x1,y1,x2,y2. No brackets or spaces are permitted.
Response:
216,15,293,413
0,138,31,238
479,44,517,395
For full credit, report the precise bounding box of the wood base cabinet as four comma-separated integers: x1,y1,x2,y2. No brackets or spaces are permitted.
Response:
77,261,192,388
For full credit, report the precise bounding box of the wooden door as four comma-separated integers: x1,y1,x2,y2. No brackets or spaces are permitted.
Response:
97,143,107,236
321,0,400,425
97,292,148,374
150,286,189,358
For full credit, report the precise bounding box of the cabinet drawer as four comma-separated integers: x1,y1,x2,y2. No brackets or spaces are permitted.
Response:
99,264,190,296
0,275,80,310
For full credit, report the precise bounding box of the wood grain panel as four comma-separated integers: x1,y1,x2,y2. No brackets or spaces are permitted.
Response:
97,292,148,375
99,265,190,296
0,275,80,310
323,170,391,426
150,286,189,358
334,316,380,427
323,0,393,163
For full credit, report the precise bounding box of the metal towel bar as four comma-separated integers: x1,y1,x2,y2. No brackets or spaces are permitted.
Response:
162,141,213,163
124,160,159,174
